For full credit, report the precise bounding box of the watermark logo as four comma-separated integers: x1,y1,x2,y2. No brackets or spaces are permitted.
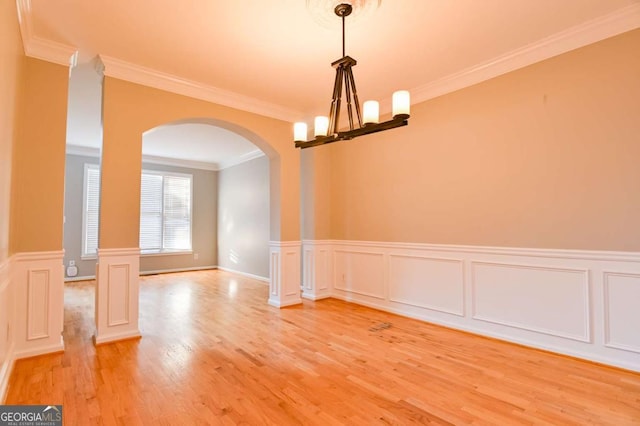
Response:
0,405,62,426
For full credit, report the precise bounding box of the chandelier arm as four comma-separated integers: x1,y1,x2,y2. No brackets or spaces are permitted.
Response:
333,66,344,135
344,66,354,130
327,66,342,134
346,68,363,128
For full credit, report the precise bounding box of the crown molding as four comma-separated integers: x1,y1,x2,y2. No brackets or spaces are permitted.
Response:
15,1,640,120
65,144,265,171
99,55,303,123
218,150,265,170
16,0,77,67
65,144,101,158
141,154,219,171
411,3,640,105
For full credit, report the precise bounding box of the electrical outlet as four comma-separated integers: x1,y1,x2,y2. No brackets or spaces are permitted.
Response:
7,323,10,343
69,260,75,266
342,273,346,283
194,253,199,260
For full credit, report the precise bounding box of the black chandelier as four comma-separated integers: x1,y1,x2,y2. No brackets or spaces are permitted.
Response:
294,2,410,149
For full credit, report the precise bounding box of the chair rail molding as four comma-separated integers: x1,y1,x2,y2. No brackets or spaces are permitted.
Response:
301,240,640,372
94,248,141,345
268,241,302,308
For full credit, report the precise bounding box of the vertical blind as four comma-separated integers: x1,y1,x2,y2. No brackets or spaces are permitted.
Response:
83,165,192,256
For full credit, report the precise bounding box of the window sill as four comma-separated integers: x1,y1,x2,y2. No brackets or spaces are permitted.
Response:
140,250,193,258
81,255,97,261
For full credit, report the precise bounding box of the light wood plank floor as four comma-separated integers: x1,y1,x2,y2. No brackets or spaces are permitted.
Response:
6,270,640,425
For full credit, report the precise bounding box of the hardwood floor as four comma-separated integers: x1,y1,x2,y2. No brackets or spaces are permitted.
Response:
5,270,640,425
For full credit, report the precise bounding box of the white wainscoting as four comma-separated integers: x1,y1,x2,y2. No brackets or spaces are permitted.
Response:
302,241,332,300
0,256,14,403
95,248,141,344
303,240,640,372
12,251,65,359
268,241,302,308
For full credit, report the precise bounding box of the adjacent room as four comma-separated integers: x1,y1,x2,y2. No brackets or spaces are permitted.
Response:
1,0,639,423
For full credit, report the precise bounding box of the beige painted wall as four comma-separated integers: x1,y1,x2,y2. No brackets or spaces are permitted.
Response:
320,29,640,251
100,78,299,250
0,0,24,262
10,58,69,253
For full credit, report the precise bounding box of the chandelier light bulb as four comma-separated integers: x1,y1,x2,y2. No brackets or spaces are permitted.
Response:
363,100,379,125
314,116,330,137
294,122,308,142
392,90,411,119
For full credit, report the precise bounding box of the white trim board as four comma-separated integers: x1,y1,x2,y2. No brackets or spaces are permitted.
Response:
216,266,269,283
66,145,266,172
139,265,217,276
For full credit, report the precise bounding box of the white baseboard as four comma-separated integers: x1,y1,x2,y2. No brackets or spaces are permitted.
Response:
94,329,141,345
217,266,269,283
13,340,64,360
304,240,640,372
64,275,95,282
0,342,14,404
139,265,217,276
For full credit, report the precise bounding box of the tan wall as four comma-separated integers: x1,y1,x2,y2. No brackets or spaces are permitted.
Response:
10,58,69,254
0,0,24,262
323,29,640,251
100,77,299,249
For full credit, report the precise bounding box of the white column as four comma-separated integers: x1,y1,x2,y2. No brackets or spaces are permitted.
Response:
94,248,141,344
268,241,302,308
302,240,332,300
12,251,65,358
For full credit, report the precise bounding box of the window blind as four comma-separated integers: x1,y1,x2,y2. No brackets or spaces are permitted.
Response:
83,165,100,256
82,165,192,256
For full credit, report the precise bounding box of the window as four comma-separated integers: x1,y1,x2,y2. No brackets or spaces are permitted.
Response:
139,171,192,254
82,165,192,257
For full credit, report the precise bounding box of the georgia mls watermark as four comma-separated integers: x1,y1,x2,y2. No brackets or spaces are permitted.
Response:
0,405,62,426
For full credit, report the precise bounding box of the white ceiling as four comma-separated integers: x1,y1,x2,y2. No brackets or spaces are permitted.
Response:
24,0,640,167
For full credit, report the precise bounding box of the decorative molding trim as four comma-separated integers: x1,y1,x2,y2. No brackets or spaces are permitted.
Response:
95,249,141,344
13,250,65,262
218,150,265,170
11,251,65,360
0,345,15,404
388,254,465,316
470,261,591,343
301,241,332,301
330,240,640,263
97,247,140,257
268,241,302,308
66,144,265,172
304,239,640,372
27,269,50,340
0,256,14,403
333,249,385,300
100,55,303,123
140,265,217,276
217,266,269,283
15,2,640,120
64,275,95,282
603,271,640,354
13,342,64,360
93,329,141,346
141,154,219,171
411,3,640,105
16,0,77,67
